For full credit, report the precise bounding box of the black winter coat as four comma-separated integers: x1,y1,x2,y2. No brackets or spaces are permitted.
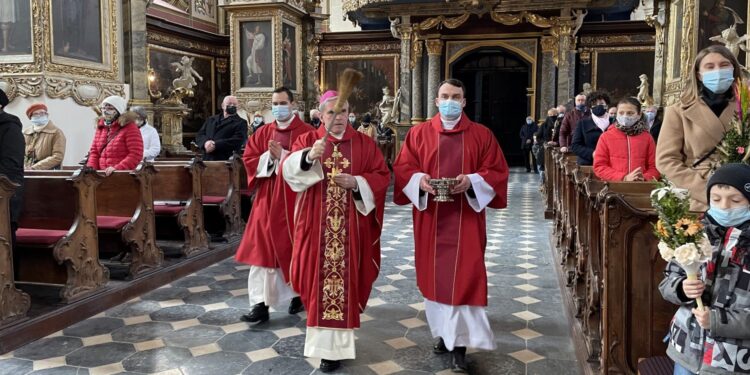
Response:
0,111,25,222
571,117,611,166
196,114,248,161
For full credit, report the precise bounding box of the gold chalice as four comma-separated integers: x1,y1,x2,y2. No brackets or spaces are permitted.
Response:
428,178,459,202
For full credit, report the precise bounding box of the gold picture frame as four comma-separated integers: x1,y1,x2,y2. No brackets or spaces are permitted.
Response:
280,17,303,93
45,0,118,80
320,53,400,117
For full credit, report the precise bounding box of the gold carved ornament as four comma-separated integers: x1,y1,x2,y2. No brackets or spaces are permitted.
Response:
415,13,471,32
425,39,443,56
321,143,351,321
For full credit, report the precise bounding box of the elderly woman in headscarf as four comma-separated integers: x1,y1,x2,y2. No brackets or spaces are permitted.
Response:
23,103,66,170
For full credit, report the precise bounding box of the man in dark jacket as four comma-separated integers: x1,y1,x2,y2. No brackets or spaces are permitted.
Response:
520,116,539,173
0,89,25,263
196,95,248,161
559,94,590,152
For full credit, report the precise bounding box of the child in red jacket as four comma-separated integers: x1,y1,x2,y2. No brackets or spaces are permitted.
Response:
593,97,660,182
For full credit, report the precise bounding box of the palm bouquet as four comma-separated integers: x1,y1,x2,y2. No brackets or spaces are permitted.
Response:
717,78,750,164
651,179,712,309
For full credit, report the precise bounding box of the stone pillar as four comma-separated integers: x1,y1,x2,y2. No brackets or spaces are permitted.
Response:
411,40,424,124
123,0,150,104
540,36,558,118
397,23,412,123
554,20,576,103
425,39,443,118
647,1,667,106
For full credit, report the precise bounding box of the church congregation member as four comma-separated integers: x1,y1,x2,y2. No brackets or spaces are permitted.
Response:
356,113,376,139
130,106,160,162
657,45,742,211
660,163,750,375
348,112,358,129
309,109,321,129
86,95,143,176
519,116,538,173
196,95,248,161
593,97,659,182
393,79,509,373
251,111,265,134
550,104,567,146
0,88,24,263
644,104,663,144
282,90,390,373
235,87,313,324
559,94,589,152
23,103,66,170
571,91,612,166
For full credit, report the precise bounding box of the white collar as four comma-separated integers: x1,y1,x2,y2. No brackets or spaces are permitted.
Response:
440,115,462,130
592,114,610,131
276,117,293,129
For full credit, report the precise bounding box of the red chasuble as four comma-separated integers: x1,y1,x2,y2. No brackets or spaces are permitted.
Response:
284,125,389,329
393,113,509,306
235,117,315,282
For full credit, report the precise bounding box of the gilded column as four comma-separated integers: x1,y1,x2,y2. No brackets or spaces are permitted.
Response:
647,1,667,106
123,0,150,104
397,24,413,123
425,39,443,118
411,39,424,124
540,36,558,119
554,20,576,103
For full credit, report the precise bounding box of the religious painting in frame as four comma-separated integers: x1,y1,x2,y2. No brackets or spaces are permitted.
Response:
239,20,274,89
50,0,103,64
698,0,749,66
0,0,32,58
192,0,217,23
667,0,685,83
592,47,655,101
281,21,298,91
148,44,216,142
321,55,399,118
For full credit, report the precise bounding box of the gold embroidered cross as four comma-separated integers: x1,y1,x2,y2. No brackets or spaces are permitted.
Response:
323,144,350,183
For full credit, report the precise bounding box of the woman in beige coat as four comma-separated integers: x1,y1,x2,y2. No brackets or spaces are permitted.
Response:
656,45,742,211
23,103,66,170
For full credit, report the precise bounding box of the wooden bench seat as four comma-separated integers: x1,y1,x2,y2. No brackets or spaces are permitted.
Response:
15,170,108,302
152,160,209,257
0,175,31,328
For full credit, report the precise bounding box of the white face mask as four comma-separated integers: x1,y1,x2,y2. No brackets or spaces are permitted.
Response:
617,115,639,127
30,115,49,127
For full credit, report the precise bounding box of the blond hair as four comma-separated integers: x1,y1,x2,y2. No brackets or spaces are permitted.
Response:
680,45,742,107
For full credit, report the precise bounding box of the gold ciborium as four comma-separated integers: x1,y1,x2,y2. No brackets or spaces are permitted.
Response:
429,178,459,202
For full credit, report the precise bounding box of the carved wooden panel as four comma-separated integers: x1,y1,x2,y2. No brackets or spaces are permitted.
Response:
0,176,30,328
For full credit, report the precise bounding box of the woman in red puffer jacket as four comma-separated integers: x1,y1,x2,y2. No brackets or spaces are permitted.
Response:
86,95,144,176
593,97,660,182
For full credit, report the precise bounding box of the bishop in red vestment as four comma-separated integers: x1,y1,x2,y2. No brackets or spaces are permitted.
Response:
393,79,509,372
282,90,389,373
235,88,315,323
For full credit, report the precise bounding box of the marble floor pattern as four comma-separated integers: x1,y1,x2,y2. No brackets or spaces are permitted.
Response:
0,169,581,375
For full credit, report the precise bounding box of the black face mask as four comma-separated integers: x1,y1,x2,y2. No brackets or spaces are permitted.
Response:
226,106,237,115
311,118,320,126
591,104,607,117
609,116,616,123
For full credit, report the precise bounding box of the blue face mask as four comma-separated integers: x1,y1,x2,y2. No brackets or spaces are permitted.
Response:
438,100,462,120
701,68,735,94
272,105,291,121
708,205,750,227
645,112,656,122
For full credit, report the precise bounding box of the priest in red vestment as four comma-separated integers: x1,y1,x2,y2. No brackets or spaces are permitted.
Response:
282,90,390,373
393,79,509,373
235,87,315,324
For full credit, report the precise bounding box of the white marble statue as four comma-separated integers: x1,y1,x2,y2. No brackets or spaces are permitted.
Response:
710,24,749,58
171,56,203,91
637,74,654,106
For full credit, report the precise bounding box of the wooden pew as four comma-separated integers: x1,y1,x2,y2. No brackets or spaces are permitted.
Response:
598,181,672,375
0,175,31,328
152,160,209,257
26,164,163,278
559,155,578,268
201,155,244,240
543,145,557,219
15,169,109,302
571,165,594,316
551,151,565,242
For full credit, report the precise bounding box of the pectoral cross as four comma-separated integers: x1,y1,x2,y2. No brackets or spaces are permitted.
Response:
323,143,350,186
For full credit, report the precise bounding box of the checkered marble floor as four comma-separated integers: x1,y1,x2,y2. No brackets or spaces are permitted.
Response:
0,168,580,375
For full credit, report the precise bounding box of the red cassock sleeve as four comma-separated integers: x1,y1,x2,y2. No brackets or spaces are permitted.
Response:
392,126,423,206
242,126,271,192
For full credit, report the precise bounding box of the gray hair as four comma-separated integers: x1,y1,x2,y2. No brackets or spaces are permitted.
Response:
131,106,147,120
318,96,348,112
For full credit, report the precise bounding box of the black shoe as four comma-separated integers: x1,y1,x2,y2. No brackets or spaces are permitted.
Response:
433,337,449,354
240,302,269,323
452,347,468,373
320,359,341,373
526,169,532,173
288,296,304,315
